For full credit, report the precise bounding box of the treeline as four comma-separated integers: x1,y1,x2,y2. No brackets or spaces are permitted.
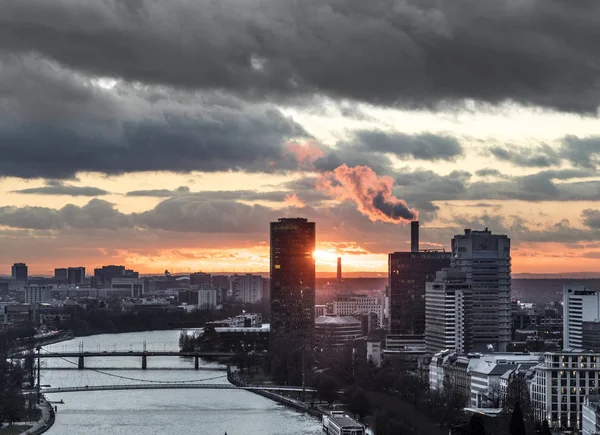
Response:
0,328,38,427
59,300,268,336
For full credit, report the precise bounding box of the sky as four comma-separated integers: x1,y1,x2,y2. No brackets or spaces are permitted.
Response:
2,0,600,276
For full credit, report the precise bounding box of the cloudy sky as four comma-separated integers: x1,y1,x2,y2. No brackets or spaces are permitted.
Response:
2,0,600,276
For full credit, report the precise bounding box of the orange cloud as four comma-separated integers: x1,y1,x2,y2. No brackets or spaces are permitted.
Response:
317,164,418,224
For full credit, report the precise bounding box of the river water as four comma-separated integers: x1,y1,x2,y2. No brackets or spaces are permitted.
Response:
41,330,321,435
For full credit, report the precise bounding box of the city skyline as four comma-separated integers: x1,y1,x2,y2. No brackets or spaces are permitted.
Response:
3,1,600,276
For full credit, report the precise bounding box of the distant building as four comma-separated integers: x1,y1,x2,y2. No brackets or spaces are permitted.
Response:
111,277,144,297
25,285,52,304
582,321,600,352
11,263,27,282
230,274,263,304
425,269,472,353
92,265,138,288
563,284,600,350
582,395,600,435
190,272,212,287
315,304,328,318
0,304,33,327
67,267,85,285
333,294,384,329
315,315,362,350
388,221,451,335
270,218,315,346
54,268,68,282
367,341,382,368
198,288,217,309
451,228,511,352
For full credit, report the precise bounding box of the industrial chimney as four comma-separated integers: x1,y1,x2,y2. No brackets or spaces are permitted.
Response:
411,221,419,252
337,257,342,282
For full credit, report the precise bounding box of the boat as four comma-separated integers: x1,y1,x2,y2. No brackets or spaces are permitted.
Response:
322,411,365,435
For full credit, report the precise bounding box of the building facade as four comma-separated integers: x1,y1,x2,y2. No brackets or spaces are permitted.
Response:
388,251,451,335
67,267,85,285
333,294,384,329
563,284,600,350
451,228,511,352
425,269,472,353
229,274,263,304
582,395,600,435
24,285,52,304
314,315,362,349
198,288,217,309
11,263,27,282
270,218,316,346
531,351,600,430
111,277,145,297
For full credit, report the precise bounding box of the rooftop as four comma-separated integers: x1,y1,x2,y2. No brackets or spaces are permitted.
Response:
315,315,361,325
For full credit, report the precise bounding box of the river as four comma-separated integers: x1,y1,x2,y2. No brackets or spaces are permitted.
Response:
41,330,321,435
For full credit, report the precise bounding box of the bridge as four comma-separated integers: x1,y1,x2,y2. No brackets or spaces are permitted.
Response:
13,350,264,370
38,384,316,394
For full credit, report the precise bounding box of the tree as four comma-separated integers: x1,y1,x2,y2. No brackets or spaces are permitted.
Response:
468,414,486,435
317,375,339,407
484,381,503,408
540,420,551,435
374,410,391,435
510,402,527,435
347,387,371,420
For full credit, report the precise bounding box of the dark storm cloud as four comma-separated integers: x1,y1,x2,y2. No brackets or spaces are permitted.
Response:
0,56,308,179
1,0,600,112
125,186,191,197
582,209,600,229
13,182,110,196
349,131,463,161
488,145,561,168
560,136,600,168
0,199,131,230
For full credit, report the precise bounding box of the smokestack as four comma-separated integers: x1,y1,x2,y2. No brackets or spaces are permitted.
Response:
411,221,419,252
337,257,342,282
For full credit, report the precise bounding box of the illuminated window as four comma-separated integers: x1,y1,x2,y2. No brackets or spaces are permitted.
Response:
274,265,281,269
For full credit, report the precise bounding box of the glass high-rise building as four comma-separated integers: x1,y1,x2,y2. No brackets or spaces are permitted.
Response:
451,228,511,352
11,263,28,282
270,218,316,346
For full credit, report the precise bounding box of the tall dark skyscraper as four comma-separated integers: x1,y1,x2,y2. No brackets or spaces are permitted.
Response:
67,267,86,285
270,218,316,345
11,263,27,282
388,222,451,335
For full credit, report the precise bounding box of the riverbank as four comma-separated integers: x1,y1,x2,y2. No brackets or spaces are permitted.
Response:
20,396,54,435
227,370,323,419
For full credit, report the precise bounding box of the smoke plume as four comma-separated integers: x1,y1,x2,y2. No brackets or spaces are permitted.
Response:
317,164,418,223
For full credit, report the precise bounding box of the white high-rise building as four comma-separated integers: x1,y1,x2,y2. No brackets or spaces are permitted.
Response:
229,274,263,304
425,269,472,353
333,294,384,328
198,288,217,309
563,284,600,350
451,228,511,352
24,285,52,304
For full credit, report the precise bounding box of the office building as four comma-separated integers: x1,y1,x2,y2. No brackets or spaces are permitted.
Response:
531,351,600,430
425,269,472,353
315,315,362,349
563,284,600,350
582,321,600,352
67,267,85,285
198,288,217,309
388,222,451,335
333,294,384,329
270,217,316,345
11,263,27,282
54,268,68,282
25,285,52,304
92,265,138,288
451,228,511,352
229,274,263,304
111,277,144,297
190,272,212,287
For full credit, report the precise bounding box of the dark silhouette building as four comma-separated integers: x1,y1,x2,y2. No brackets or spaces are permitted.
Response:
270,218,316,346
67,267,85,285
11,263,28,282
92,265,138,288
388,222,451,335
190,272,212,286
54,268,68,282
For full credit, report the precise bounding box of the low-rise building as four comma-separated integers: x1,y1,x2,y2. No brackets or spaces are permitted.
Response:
333,294,384,329
25,285,53,304
582,395,600,435
315,316,362,350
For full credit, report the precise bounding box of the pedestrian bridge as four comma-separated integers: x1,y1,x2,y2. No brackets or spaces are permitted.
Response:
39,384,316,394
